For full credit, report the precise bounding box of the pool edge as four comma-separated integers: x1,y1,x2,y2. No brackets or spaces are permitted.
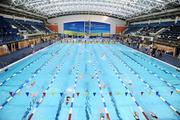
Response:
0,42,57,73
119,43,180,71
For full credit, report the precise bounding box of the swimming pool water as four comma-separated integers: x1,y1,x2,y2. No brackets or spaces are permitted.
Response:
0,42,180,120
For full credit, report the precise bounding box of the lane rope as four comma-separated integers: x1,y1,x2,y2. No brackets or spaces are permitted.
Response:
0,45,67,110
107,45,180,116
100,45,149,120
27,46,73,120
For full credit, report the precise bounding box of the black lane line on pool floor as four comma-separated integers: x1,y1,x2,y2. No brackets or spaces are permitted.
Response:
0,45,67,110
27,46,73,120
0,43,60,87
132,51,180,80
84,49,93,120
98,45,150,120
120,50,179,91
55,94,66,120
92,47,123,120
0,53,47,87
85,89,91,120
22,45,70,120
116,43,180,80
107,45,180,116
90,50,111,120
55,46,79,120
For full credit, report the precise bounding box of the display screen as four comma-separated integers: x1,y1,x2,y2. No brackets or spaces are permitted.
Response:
64,21,110,37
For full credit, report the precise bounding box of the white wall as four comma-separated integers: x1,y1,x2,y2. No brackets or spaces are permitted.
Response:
47,15,126,34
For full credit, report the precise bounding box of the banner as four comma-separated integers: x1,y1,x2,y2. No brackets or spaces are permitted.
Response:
64,21,110,37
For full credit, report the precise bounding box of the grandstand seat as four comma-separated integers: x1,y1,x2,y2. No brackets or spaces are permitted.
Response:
0,16,52,44
124,21,180,41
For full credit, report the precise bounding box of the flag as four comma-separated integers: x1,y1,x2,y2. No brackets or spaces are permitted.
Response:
43,92,46,97
176,90,180,94
148,90,151,95
60,92,63,96
125,92,128,96
109,92,112,96
116,91,121,96
26,92,29,96
31,93,37,97
52,91,55,96
77,92,80,96
84,91,89,96
9,91,13,96
17,92,21,95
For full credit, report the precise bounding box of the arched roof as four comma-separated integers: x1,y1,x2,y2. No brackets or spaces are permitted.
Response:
11,0,180,19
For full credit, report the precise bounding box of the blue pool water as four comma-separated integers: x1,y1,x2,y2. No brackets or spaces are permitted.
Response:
0,42,180,120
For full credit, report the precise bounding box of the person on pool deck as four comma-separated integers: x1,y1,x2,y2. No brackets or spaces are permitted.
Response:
133,111,140,120
66,96,70,105
150,112,159,120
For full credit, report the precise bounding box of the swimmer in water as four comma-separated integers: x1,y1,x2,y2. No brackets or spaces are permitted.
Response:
66,96,70,105
128,80,133,86
99,112,105,120
150,112,159,120
90,74,94,79
133,111,140,120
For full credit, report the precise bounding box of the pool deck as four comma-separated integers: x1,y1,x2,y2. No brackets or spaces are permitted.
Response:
122,43,180,69
0,41,53,69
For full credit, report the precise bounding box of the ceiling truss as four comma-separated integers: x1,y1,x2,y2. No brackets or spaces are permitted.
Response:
11,0,180,19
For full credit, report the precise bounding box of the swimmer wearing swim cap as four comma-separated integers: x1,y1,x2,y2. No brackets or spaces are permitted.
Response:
150,112,159,120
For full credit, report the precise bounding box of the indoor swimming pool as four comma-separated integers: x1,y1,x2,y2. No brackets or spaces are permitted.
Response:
0,42,180,120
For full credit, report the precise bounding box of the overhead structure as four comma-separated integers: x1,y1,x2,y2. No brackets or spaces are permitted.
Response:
10,0,180,19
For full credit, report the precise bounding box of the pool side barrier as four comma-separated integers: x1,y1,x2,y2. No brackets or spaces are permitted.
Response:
0,41,57,73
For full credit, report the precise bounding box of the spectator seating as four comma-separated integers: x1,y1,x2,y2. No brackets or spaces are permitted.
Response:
124,21,180,41
0,16,51,45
